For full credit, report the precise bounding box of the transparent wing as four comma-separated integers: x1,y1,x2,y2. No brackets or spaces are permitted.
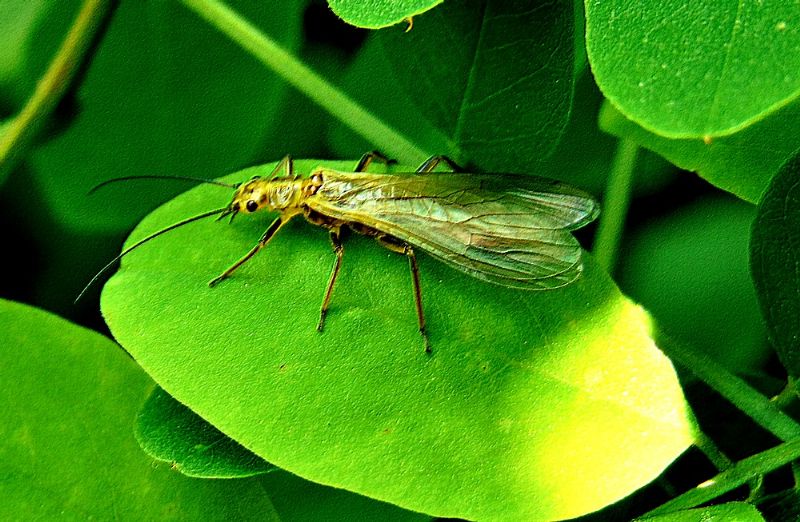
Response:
307,170,600,290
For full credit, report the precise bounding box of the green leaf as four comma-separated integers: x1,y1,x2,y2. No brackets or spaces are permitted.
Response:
600,100,800,203
0,298,278,520
327,0,443,29
751,152,800,378
138,387,431,520
378,0,577,173
101,159,694,520
637,502,765,522
0,0,56,106
29,0,303,234
262,470,432,521
619,197,768,373
586,0,800,139
136,385,275,478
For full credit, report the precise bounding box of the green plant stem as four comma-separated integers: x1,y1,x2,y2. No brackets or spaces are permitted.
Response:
658,332,800,442
694,431,732,471
641,438,800,517
593,138,638,274
0,0,115,179
179,0,431,164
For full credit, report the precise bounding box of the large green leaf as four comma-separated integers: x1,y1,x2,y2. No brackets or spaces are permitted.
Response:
378,0,577,173
101,159,694,520
29,0,303,234
0,298,277,520
327,0,443,29
600,100,800,204
586,0,800,139
751,153,800,378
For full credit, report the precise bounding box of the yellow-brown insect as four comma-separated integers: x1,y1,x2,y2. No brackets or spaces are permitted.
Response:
79,153,599,353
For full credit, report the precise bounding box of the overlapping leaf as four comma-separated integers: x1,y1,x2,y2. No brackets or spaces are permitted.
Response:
751,153,800,377
328,0,443,29
0,299,278,520
587,0,800,139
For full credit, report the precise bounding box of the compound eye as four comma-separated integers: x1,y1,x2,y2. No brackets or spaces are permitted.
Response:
246,200,258,213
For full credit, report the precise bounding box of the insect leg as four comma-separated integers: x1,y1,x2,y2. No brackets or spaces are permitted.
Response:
317,228,343,332
376,236,431,354
354,150,395,172
405,246,432,354
269,154,294,179
416,155,463,174
208,216,287,287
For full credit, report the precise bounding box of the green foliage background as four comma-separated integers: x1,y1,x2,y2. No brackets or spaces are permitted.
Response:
1,0,799,520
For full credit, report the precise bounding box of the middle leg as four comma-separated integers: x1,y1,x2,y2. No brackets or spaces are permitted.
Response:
318,227,344,332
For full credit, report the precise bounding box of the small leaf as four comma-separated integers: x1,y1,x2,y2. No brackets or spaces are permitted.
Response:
600,100,800,203
586,0,800,139
0,299,278,520
327,0,443,29
102,159,694,520
751,152,800,377
136,386,275,478
637,502,765,522
378,0,577,173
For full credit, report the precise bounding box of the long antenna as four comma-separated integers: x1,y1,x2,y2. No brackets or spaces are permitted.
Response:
89,175,238,194
75,206,228,303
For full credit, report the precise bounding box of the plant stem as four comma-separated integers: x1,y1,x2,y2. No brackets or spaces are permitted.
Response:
641,438,800,517
593,138,638,274
0,0,116,179
694,431,732,471
657,331,800,442
179,0,431,164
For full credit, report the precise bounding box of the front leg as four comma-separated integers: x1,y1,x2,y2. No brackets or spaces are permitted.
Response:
208,216,287,287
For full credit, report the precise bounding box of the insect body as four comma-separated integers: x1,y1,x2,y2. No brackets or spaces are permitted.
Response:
80,153,599,353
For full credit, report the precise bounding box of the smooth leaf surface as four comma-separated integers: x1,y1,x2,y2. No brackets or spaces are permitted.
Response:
0,299,278,520
136,385,275,478
586,0,800,139
619,196,767,373
327,0,443,29
0,0,52,104
638,502,765,522
600,100,800,203
102,159,694,520
138,387,430,520
378,0,577,173
29,0,303,233
262,470,431,521
751,153,800,377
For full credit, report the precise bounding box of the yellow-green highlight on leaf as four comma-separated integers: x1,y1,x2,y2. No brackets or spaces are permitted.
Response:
136,385,276,478
327,0,444,29
637,502,765,522
101,159,695,520
0,299,278,521
600,100,800,204
586,0,800,139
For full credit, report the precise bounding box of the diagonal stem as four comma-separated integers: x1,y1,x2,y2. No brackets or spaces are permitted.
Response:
179,0,433,164
0,0,117,179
